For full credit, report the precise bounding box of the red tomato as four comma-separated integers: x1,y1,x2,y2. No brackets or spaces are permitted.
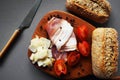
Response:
78,41,90,56
54,59,67,76
76,25,88,41
67,51,80,66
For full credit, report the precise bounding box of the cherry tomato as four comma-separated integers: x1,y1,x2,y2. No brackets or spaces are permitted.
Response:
54,59,67,76
78,41,90,56
76,25,88,41
67,51,80,66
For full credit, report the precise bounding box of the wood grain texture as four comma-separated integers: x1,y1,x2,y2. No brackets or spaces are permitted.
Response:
0,29,20,58
28,10,96,80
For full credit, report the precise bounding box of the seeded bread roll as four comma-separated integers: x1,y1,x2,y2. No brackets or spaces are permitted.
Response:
91,28,119,79
66,0,111,23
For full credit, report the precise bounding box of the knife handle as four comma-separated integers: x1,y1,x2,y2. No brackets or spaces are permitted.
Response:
0,29,20,58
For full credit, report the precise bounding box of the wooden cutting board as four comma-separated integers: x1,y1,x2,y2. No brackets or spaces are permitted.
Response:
28,10,96,80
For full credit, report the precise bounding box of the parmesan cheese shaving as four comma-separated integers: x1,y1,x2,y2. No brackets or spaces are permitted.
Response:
29,35,54,67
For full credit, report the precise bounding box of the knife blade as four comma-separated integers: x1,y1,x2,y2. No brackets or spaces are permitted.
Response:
0,0,42,58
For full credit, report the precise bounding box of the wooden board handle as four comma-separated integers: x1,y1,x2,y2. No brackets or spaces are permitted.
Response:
0,29,20,58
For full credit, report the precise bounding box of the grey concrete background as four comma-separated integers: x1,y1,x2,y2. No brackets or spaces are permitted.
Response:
0,0,120,80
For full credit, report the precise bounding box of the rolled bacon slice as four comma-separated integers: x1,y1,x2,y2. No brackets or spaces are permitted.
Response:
45,17,77,52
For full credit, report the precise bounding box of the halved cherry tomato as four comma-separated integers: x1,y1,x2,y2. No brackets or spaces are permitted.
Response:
54,59,67,76
78,41,90,57
67,51,80,66
76,25,88,41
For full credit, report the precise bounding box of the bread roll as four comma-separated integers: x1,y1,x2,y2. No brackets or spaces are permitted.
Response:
66,0,111,23
91,28,119,79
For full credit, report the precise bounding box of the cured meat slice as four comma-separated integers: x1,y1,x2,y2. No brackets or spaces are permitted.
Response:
52,46,67,62
45,17,74,51
45,17,61,37
60,32,77,52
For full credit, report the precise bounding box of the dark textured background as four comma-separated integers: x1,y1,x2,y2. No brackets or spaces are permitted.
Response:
0,0,120,80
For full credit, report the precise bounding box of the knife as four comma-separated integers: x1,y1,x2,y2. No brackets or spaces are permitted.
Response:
0,0,42,58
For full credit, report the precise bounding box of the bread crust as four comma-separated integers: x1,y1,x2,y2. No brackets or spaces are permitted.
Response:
66,0,111,23
92,28,119,79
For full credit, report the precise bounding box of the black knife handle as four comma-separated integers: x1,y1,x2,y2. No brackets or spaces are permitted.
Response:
0,29,20,58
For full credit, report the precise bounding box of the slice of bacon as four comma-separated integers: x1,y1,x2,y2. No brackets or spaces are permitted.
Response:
60,32,77,52
52,46,67,62
45,17,77,52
